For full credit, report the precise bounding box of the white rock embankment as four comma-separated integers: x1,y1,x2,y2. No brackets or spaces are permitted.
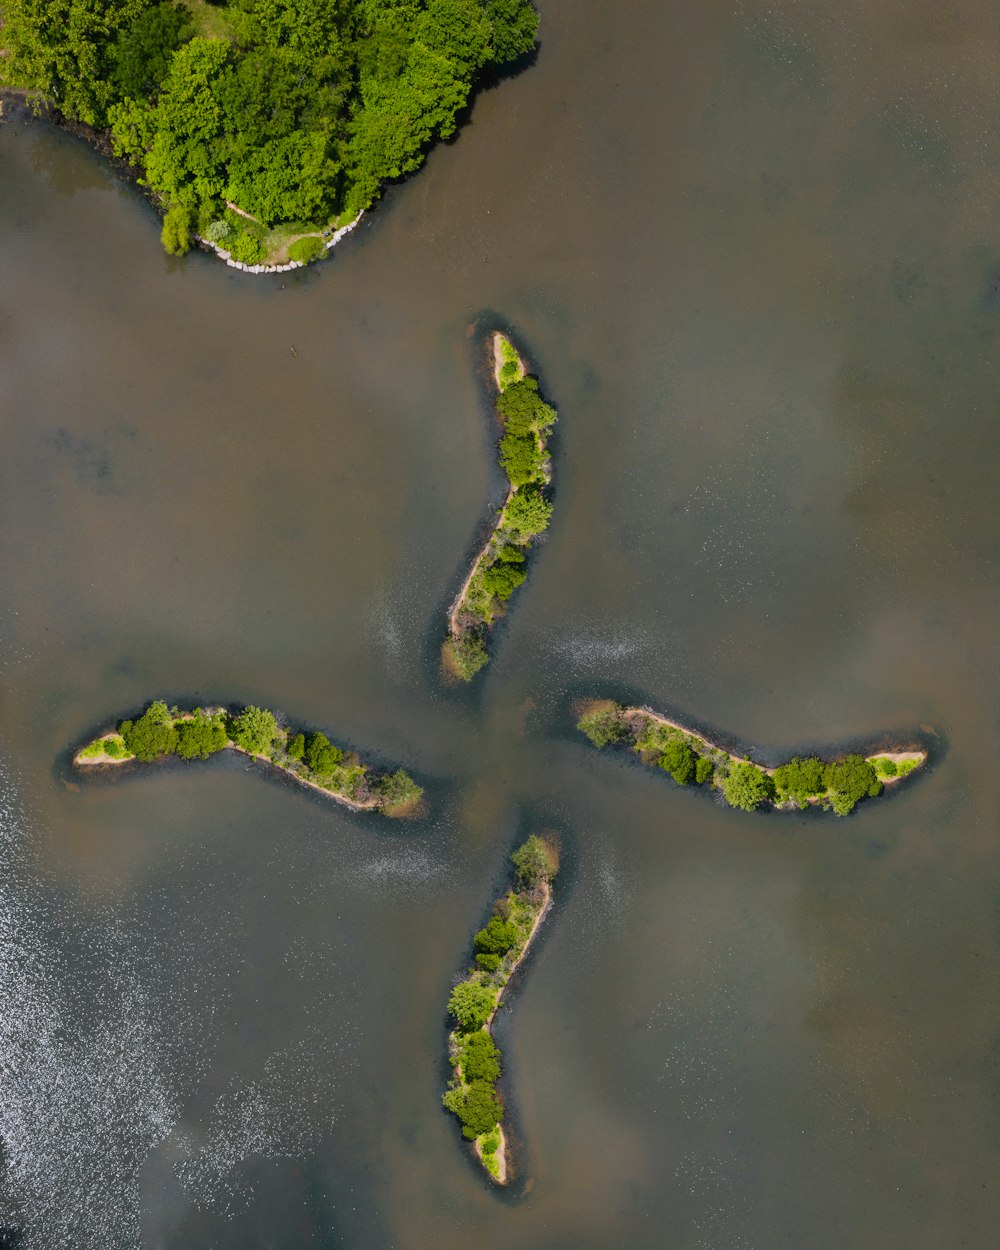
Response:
198,210,365,274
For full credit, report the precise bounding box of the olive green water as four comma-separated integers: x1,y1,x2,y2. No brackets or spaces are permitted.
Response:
2,1,1000,1246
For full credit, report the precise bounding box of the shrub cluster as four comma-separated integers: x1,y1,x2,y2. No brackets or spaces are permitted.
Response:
443,836,556,1160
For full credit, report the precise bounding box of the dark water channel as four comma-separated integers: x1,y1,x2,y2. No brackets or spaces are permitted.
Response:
2,0,1000,1245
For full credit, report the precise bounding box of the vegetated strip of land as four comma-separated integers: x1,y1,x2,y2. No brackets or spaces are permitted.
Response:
577,700,927,816
442,835,557,1185
74,700,423,816
0,0,540,266
442,331,557,682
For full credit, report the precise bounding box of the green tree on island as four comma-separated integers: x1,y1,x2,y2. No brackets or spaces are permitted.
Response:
228,705,279,755
722,761,775,812
447,981,496,1031
120,700,178,762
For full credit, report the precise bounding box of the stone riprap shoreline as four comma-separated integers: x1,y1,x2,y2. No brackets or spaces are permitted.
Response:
198,210,365,274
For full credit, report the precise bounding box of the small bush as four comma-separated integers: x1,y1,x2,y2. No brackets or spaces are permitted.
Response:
478,561,527,602
286,733,306,761
695,755,713,784
161,203,191,255
873,757,897,778
499,359,520,387
474,916,519,955
377,770,422,810
79,740,107,759
288,235,325,263
447,632,489,681
476,952,501,973
229,229,266,265
512,835,551,888
496,544,525,564
305,730,342,775
577,703,626,748
659,739,695,785
205,219,230,244
480,1129,501,1155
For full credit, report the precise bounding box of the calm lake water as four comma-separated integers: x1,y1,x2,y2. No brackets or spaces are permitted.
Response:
2,0,1000,1246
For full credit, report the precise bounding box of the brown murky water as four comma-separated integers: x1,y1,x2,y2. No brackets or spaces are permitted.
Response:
2,1,1000,1246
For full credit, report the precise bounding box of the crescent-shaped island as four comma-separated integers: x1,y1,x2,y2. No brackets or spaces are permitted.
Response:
73,700,423,816
576,700,927,815
442,835,557,1184
442,332,558,682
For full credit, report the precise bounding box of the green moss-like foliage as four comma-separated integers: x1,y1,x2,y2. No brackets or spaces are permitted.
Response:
695,755,713,784
288,235,325,263
476,952,501,973
286,733,306,761
722,761,775,812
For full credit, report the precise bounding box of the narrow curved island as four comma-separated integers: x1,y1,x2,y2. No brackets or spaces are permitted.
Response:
73,700,423,816
442,332,558,682
442,835,557,1184
577,700,927,816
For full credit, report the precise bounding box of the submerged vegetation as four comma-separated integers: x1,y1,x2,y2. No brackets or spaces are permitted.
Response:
443,834,556,1183
0,0,539,263
74,699,422,814
577,700,926,817
443,332,557,682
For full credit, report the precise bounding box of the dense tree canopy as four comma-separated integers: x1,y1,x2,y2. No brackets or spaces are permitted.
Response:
1,0,539,251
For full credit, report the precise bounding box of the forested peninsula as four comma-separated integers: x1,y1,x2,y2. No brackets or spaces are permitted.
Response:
443,834,556,1184
577,701,927,816
74,700,423,814
0,0,538,267
442,332,557,682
